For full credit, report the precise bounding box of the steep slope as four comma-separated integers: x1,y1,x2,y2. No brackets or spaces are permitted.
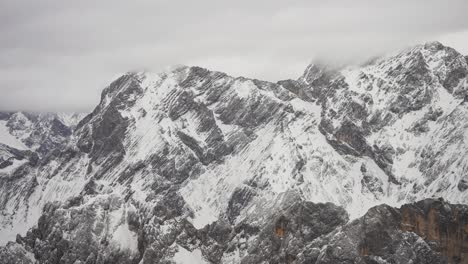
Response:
0,42,467,263
0,112,85,244
299,41,468,205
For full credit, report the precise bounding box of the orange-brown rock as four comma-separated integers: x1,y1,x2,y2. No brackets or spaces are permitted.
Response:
400,199,468,264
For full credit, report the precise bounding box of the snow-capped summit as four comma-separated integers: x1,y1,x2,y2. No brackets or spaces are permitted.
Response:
0,42,467,263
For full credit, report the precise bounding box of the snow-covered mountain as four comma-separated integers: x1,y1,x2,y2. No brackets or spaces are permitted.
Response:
0,112,85,156
0,42,467,263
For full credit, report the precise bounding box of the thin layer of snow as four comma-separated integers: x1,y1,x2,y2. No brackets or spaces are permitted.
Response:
341,68,364,94
173,245,208,264
0,154,90,245
180,109,401,223
120,70,188,164
0,121,27,150
0,158,27,175
0,187,43,245
179,124,280,228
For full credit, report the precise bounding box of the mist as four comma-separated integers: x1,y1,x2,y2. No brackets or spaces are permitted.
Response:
1,0,468,112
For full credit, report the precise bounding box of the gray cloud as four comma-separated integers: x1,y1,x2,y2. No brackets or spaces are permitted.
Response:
1,0,468,111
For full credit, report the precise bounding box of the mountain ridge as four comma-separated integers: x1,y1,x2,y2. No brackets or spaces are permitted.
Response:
0,41,467,263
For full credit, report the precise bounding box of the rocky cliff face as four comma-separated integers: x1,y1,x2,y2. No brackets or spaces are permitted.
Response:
0,42,467,263
399,200,468,263
1,197,466,264
315,198,467,264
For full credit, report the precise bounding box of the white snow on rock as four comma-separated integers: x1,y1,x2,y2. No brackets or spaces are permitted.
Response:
55,112,87,127
0,121,27,150
232,79,255,98
108,203,139,254
0,158,27,175
173,245,208,264
111,223,139,254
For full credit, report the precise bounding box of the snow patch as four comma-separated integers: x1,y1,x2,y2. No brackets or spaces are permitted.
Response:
173,245,208,264
289,98,321,116
111,223,139,254
232,79,255,98
0,158,27,175
0,121,27,150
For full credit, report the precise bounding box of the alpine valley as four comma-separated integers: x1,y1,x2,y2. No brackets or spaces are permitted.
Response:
0,42,467,264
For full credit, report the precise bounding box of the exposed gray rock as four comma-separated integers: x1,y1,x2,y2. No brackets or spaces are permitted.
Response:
3,198,467,264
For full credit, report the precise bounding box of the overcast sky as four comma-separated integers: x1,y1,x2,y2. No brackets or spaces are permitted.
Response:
1,0,468,112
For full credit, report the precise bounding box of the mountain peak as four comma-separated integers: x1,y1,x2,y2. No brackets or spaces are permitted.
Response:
422,40,445,51
1,42,468,263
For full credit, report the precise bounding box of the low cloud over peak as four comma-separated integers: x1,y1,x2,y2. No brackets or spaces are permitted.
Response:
1,0,468,111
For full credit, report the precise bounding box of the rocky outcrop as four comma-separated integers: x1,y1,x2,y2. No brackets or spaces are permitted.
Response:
2,198,467,263
400,199,468,264
312,199,468,264
239,199,348,264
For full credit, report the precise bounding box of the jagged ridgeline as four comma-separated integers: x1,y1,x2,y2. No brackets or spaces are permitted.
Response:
0,42,467,263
